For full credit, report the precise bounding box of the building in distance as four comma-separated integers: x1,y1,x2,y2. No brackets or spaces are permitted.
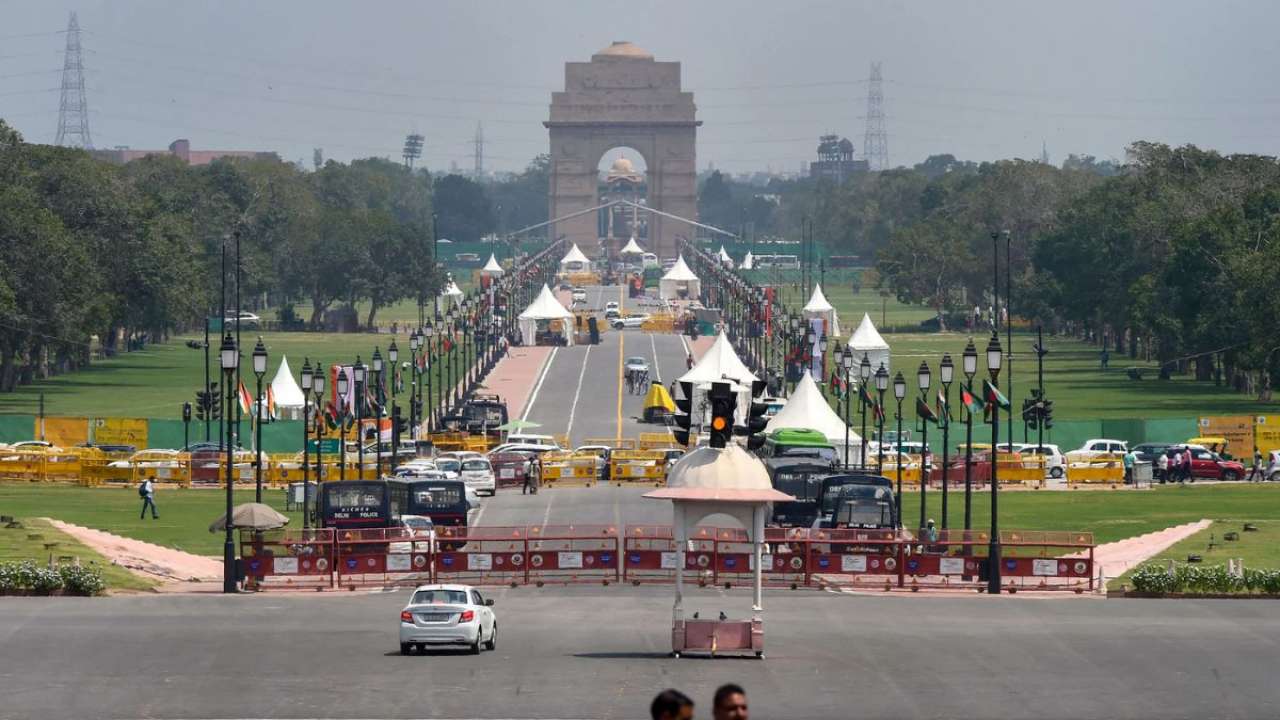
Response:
809,134,868,183
92,138,278,166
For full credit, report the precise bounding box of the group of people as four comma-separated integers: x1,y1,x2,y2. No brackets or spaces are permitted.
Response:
626,367,651,394
651,684,749,720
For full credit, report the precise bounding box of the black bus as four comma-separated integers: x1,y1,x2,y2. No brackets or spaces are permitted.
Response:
764,458,832,527
400,478,470,531
318,480,408,530
814,474,897,531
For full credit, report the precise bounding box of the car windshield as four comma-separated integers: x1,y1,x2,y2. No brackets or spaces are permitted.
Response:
779,445,837,463
832,486,894,527
773,470,822,501
413,486,463,508
435,459,460,472
626,357,646,366
402,517,434,531
462,459,490,471
463,403,505,424
411,589,469,605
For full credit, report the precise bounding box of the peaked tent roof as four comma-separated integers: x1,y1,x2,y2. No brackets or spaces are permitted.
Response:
717,245,732,262
620,236,645,255
481,253,503,274
518,284,574,320
269,355,305,408
740,251,754,270
764,370,861,444
678,332,758,390
847,312,889,350
803,283,834,313
561,243,590,265
661,255,699,282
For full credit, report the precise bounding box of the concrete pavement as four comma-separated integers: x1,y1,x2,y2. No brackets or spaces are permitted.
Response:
3,588,1278,719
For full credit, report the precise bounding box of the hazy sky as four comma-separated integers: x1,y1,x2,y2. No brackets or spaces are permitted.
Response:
3,0,1278,174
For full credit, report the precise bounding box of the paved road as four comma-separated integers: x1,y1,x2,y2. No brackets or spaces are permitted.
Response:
3,588,1278,719
521,284,689,447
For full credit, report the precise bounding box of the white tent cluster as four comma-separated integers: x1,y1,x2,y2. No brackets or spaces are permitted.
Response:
802,283,840,337
678,332,757,391
740,251,754,270
560,243,591,271
717,245,734,268
481,253,504,276
517,284,575,346
659,255,701,301
269,356,305,420
764,371,861,459
620,236,644,255
847,313,891,376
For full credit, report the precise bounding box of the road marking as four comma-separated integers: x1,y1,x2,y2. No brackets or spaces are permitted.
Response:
564,343,593,444
520,347,558,421
471,496,488,527
649,333,662,383
540,489,555,531
616,284,626,444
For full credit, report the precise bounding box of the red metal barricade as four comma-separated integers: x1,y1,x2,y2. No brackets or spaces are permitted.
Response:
711,527,808,588
240,528,335,590
622,525,720,586
806,528,904,588
525,525,620,585
432,526,528,586
333,527,433,589
489,452,531,489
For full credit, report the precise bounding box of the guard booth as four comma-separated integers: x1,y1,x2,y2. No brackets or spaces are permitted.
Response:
645,444,793,659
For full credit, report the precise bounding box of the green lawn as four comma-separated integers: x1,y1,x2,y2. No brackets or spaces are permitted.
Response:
897,483,1280,546
1108,520,1280,589
0,484,301,557
0,517,156,591
0,330,481,419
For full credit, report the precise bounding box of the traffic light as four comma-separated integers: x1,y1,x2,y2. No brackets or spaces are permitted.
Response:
739,379,770,452
1042,399,1054,429
672,380,694,447
392,405,407,439
708,381,737,449
1022,397,1038,430
182,401,192,423
209,382,222,421
195,392,208,422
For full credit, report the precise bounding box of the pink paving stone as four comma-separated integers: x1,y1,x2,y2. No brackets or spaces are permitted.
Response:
45,518,223,587
475,345,554,420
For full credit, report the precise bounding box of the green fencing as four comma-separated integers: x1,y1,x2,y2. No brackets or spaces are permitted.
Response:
146,418,305,453
0,415,35,444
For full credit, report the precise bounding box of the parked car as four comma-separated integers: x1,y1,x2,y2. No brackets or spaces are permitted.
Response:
458,458,496,496
1070,438,1129,460
613,314,650,330
1170,445,1245,482
223,311,260,328
571,288,588,304
1018,443,1067,479
1265,450,1280,482
398,584,496,655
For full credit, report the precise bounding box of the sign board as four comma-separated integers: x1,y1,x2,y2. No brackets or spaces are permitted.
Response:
273,557,298,575
468,553,493,571
307,438,341,454
1032,559,1060,576
42,417,89,448
558,551,583,569
1253,416,1280,456
841,555,868,573
92,417,148,447
206,316,224,332
386,554,411,572
660,551,678,569
939,557,966,575
1197,416,1253,457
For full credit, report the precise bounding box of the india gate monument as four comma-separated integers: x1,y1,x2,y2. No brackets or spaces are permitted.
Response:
546,41,700,259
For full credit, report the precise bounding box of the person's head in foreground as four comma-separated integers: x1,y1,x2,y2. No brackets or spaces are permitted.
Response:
713,683,748,720
651,688,694,720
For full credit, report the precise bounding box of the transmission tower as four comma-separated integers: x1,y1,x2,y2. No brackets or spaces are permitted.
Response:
402,132,424,169
862,62,888,171
473,122,484,179
55,12,93,149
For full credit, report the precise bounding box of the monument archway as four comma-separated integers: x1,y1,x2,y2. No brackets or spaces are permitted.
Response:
546,41,699,259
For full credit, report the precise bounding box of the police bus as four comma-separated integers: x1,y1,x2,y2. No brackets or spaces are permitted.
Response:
318,480,408,530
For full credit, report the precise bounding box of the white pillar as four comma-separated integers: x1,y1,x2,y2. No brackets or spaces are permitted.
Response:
752,504,765,614
673,503,686,622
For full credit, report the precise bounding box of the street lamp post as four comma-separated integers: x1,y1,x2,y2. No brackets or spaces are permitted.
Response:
962,339,977,533
424,323,436,431
300,358,313,530
859,353,872,469
372,347,384,480
939,353,954,531
311,366,326,529
986,331,1004,594
354,357,366,480
408,331,420,439
219,331,238,594
841,347,854,468
337,370,349,483
916,360,932,532
388,339,399,474
892,370,906,528
875,364,888,475
182,401,191,455
252,337,267,504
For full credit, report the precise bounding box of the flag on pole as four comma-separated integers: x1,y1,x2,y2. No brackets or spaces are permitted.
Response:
265,385,277,420
238,381,252,415
983,379,1010,409
859,383,875,409
961,384,985,415
916,396,938,424
936,389,949,423
324,400,340,430
829,369,845,399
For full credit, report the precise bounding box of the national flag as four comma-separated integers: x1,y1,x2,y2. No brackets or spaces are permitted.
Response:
324,400,340,430
829,370,845,399
961,384,985,415
983,379,1011,409
265,385,277,420
936,389,949,423
916,396,938,424
238,381,252,415
859,383,876,409
873,401,885,423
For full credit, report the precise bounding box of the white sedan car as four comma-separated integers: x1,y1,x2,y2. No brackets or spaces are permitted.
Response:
459,458,496,496
399,584,497,655
613,313,650,330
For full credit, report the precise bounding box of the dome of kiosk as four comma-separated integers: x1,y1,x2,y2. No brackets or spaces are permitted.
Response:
644,444,792,503
593,41,654,61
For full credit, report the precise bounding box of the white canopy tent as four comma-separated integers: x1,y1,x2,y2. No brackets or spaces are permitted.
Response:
764,370,861,460
659,255,702,300
620,236,644,255
481,253,504,276
517,284,575,346
802,283,840,337
269,355,306,420
740,251,754,270
560,243,591,272
717,245,734,268
440,280,464,308
847,313,891,376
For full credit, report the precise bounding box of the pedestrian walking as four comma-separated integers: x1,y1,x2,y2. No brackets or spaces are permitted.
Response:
521,456,536,495
138,478,158,519
1100,348,1110,370
712,683,749,720
1123,449,1135,485
1247,447,1264,482
686,353,695,370
650,689,694,720
1183,446,1194,482
1170,448,1183,483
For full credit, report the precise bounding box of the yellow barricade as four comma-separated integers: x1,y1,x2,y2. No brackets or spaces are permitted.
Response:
431,432,468,452
881,462,923,485
609,449,667,486
464,435,492,453
637,433,676,450
640,314,676,333
998,454,1046,484
540,451,597,487
553,434,571,450
0,451,47,481
1068,461,1124,484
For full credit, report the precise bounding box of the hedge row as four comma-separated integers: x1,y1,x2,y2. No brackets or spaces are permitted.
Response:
0,560,106,596
1130,563,1280,595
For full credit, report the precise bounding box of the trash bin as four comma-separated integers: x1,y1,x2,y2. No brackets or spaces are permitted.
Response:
1133,461,1153,487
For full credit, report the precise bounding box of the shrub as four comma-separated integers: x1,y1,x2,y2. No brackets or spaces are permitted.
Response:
1132,562,1280,595
0,560,105,596
59,564,106,596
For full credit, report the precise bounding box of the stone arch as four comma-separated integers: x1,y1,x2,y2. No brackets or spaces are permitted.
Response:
546,41,699,259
